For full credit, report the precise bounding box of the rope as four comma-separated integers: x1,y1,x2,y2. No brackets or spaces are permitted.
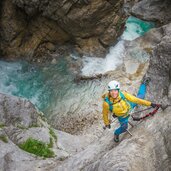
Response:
132,104,161,121
130,106,153,115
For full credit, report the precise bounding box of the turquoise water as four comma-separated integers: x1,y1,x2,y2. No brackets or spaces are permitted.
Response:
0,16,155,119
121,16,155,40
0,58,105,120
0,59,73,111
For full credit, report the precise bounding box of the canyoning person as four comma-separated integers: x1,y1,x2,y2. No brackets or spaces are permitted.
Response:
102,78,158,143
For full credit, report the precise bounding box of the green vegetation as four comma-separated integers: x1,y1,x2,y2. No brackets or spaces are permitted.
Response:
0,123,5,128
19,138,55,158
49,128,57,142
38,112,47,122
17,124,27,130
48,128,57,148
48,137,53,148
0,135,8,143
17,123,39,129
29,123,40,128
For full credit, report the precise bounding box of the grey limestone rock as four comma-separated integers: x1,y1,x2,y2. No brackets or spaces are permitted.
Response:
0,93,42,128
131,0,171,24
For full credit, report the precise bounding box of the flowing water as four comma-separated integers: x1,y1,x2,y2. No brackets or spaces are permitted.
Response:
0,16,154,127
81,16,154,76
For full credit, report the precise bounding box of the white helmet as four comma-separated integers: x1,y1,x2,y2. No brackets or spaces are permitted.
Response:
108,80,120,91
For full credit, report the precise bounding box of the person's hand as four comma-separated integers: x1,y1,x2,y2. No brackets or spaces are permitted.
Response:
151,103,160,108
112,114,117,118
103,124,111,130
106,124,111,129
151,103,157,108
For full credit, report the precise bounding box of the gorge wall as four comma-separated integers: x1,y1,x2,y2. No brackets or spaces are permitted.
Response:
1,0,171,61
0,0,126,61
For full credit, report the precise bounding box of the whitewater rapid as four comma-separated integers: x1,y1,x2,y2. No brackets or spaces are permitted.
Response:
81,16,154,77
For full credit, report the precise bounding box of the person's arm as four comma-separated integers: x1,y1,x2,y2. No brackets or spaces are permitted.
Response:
123,91,151,106
102,101,110,126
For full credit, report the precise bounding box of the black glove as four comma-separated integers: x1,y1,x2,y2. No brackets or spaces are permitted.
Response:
103,124,111,130
112,114,117,118
106,124,111,129
151,103,158,108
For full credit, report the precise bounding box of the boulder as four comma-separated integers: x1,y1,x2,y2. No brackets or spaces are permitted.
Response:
0,93,42,128
131,0,171,24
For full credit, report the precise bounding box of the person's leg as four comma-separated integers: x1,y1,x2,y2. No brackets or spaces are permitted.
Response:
137,83,146,99
114,116,129,136
131,83,147,108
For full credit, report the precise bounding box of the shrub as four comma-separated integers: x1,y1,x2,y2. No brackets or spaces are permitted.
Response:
19,138,55,158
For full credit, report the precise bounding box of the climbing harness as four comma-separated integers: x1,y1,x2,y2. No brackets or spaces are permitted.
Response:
131,104,161,121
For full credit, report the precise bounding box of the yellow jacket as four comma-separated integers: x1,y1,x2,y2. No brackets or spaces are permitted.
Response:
102,91,151,126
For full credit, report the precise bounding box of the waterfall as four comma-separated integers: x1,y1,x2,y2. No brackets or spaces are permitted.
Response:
81,16,155,77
